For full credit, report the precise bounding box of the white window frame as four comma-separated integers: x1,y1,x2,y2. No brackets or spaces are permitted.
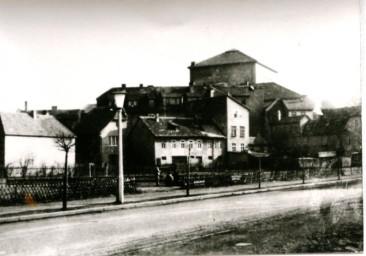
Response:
161,142,166,148
232,143,236,152
109,136,118,146
197,140,202,149
240,126,245,138
172,140,176,148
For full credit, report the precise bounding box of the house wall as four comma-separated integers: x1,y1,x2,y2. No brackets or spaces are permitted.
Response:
128,119,156,167
255,63,277,83
154,139,224,167
4,136,75,168
226,98,250,152
100,120,127,171
190,63,256,86
266,101,289,124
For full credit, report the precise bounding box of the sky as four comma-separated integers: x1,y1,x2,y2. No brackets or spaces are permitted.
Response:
0,0,361,112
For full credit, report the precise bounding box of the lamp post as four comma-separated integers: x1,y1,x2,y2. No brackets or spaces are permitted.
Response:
186,144,191,196
113,92,126,204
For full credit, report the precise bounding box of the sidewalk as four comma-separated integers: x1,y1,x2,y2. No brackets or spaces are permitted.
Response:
0,174,362,224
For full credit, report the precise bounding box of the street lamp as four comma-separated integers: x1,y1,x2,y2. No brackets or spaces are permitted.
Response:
248,150,270,189
113,92,126,204
186,144,191,196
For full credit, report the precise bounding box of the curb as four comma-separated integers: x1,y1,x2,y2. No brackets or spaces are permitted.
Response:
0,178,361,224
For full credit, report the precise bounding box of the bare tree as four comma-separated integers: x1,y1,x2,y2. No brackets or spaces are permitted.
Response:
55,133,75,210
19,154,34,178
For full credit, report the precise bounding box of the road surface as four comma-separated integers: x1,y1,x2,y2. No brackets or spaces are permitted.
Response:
0,184,362,255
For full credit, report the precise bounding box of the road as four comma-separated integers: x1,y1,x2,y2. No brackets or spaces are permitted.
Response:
0,184,362,255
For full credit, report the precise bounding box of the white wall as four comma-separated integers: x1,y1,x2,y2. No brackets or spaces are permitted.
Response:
154,139,224,167
227,98,250,152
255,63,277,83
5,136,75,168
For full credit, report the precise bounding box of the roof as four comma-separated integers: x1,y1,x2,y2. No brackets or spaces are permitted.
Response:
283,97,315,111
193,49,257,67
140,117,225,139
321,105,361,119
302,117,350,136
255,83,302,101
0,112,74,137
210,85,251,97
75,108,122,135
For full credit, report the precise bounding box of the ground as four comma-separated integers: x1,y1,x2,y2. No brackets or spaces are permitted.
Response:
133,197,363,255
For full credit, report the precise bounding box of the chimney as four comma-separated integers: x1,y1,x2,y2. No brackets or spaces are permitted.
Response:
24,101,28,112
121,83,126,89
139,83,143,88
155,113,160,122
32,110,37,119
191,61,195,67
52,106,57,113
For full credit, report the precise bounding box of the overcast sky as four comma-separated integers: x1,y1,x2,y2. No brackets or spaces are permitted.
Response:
0,0,361,112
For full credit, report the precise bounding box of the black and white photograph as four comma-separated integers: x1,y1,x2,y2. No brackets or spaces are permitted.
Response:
0,0,363,255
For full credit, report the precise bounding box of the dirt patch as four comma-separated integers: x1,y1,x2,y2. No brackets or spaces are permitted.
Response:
135,197,363,255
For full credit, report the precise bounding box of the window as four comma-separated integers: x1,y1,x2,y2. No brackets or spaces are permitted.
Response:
278,110,282,121
161,142,166,148
181,140,185,148
208,141,212,148
232,143,236,152
240,126,245,138
190,155,194,159
219,141,222,149
289,112,293,117
197,140,202,149
208,156,213,160
241,143,245,151
172,140,176,148
231,126,236,137
162,156,167,160
109,136,118,146
234,111,238,118
188,140,193,149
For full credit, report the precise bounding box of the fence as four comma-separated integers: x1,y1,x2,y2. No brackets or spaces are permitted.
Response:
0,177,137,206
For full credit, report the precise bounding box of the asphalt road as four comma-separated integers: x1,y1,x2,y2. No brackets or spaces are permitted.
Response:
0,184,362,256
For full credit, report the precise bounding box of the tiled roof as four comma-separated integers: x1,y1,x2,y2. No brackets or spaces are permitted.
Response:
283,97,315,111
0,112,74,137
211,85,251,96
193,50,257,67
140,117,225,139
271,115,309,125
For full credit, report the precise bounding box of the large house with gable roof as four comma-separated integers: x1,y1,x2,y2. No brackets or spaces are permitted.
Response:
0,111,75,177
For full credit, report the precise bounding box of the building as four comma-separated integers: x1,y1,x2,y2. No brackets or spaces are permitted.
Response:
128,115,226,170
74,107,127,176
188,49,277,86
301,106,361,157
0,111,75,177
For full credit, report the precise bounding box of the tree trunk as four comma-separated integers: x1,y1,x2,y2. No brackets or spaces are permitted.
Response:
63,151,68,210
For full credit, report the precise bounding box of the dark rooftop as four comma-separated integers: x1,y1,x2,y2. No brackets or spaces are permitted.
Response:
192,49,257,67
140,116,225,139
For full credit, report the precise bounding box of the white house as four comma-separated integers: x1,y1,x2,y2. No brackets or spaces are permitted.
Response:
0,111,75,176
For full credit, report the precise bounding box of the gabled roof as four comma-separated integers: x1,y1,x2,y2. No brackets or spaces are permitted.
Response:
0,112,74,137
193,49,257,67
74,108,124,135
140,117,225,139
